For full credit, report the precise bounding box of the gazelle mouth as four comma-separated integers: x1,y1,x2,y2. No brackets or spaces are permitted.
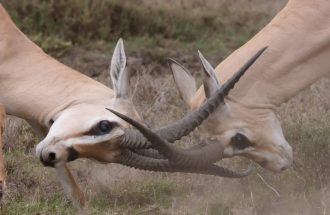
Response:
39,146,79,168
40,159,55,167
39,149,55,168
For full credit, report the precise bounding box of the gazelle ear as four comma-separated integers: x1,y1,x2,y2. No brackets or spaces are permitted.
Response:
168,58,197,107
110,38,129,99
198,50,220,98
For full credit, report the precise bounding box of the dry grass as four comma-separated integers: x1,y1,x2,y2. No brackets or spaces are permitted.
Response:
2,0,330,214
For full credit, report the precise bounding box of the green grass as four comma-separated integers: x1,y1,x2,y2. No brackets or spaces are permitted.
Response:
2,144,187,214
2,0,269,56
1,194,74,215
88,179,185,214
2,148,74,214
285,120,330,188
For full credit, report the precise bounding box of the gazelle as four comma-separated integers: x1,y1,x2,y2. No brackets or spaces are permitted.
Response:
0,3,264,212
160,0,329,172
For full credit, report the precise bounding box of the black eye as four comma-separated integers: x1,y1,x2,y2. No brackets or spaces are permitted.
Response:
231,133,253,150
87,120,117,136
98,120,112,133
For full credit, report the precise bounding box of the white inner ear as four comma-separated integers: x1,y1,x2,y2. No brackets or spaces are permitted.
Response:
110,38,129,99
168,59,197,106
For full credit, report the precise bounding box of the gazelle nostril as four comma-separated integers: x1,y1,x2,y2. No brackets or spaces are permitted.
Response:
48,152,56,162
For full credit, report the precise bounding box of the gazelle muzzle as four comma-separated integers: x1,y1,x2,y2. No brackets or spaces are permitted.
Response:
40,146,79,168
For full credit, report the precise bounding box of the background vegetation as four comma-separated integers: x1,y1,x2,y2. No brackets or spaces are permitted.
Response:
1,0,330,214
2,0,282,55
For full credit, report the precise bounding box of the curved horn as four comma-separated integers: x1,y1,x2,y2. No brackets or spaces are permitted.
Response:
132,142,217,160
133,149,165,159
117,149,252,178
118,128,150,149
109,108,225,166
117,47,267,150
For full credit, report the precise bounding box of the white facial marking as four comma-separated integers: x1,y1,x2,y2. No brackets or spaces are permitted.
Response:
62,128,123,147
35,103,132,164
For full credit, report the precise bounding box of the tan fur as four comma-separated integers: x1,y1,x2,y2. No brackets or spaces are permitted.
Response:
194,0,330,109
0,5,113,123
74,144,121,163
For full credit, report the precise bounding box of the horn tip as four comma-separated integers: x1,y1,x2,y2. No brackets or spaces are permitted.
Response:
197,50,204,59
167,58,178,66
259,46,268,54
106,108,123,118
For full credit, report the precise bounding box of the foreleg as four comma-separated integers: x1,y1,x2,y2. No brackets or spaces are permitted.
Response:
56,164,87,214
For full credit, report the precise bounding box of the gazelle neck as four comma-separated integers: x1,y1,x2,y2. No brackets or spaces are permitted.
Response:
194,0,330,110
0,5,114,128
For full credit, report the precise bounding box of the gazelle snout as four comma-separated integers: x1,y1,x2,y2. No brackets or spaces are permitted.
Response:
39,145,79,167
254,143,293,173
258,154,292,172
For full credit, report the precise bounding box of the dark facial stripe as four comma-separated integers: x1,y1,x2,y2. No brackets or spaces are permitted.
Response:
67,147,79,162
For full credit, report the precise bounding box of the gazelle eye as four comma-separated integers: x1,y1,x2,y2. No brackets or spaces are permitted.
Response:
231,133,253,150
87,120,117,136
98,120,113,134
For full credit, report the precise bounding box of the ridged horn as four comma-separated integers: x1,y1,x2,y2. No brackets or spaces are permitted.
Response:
133,149,165,159
108,108,225,166
117,149,252,178
132,142,215,160
118,128,150,149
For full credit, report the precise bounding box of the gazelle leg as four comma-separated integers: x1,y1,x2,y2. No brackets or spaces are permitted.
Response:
55,164,87,214
0,104,6,200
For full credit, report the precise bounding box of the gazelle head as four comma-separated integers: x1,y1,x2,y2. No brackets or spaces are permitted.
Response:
36,39,140,167
169,51,293,172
